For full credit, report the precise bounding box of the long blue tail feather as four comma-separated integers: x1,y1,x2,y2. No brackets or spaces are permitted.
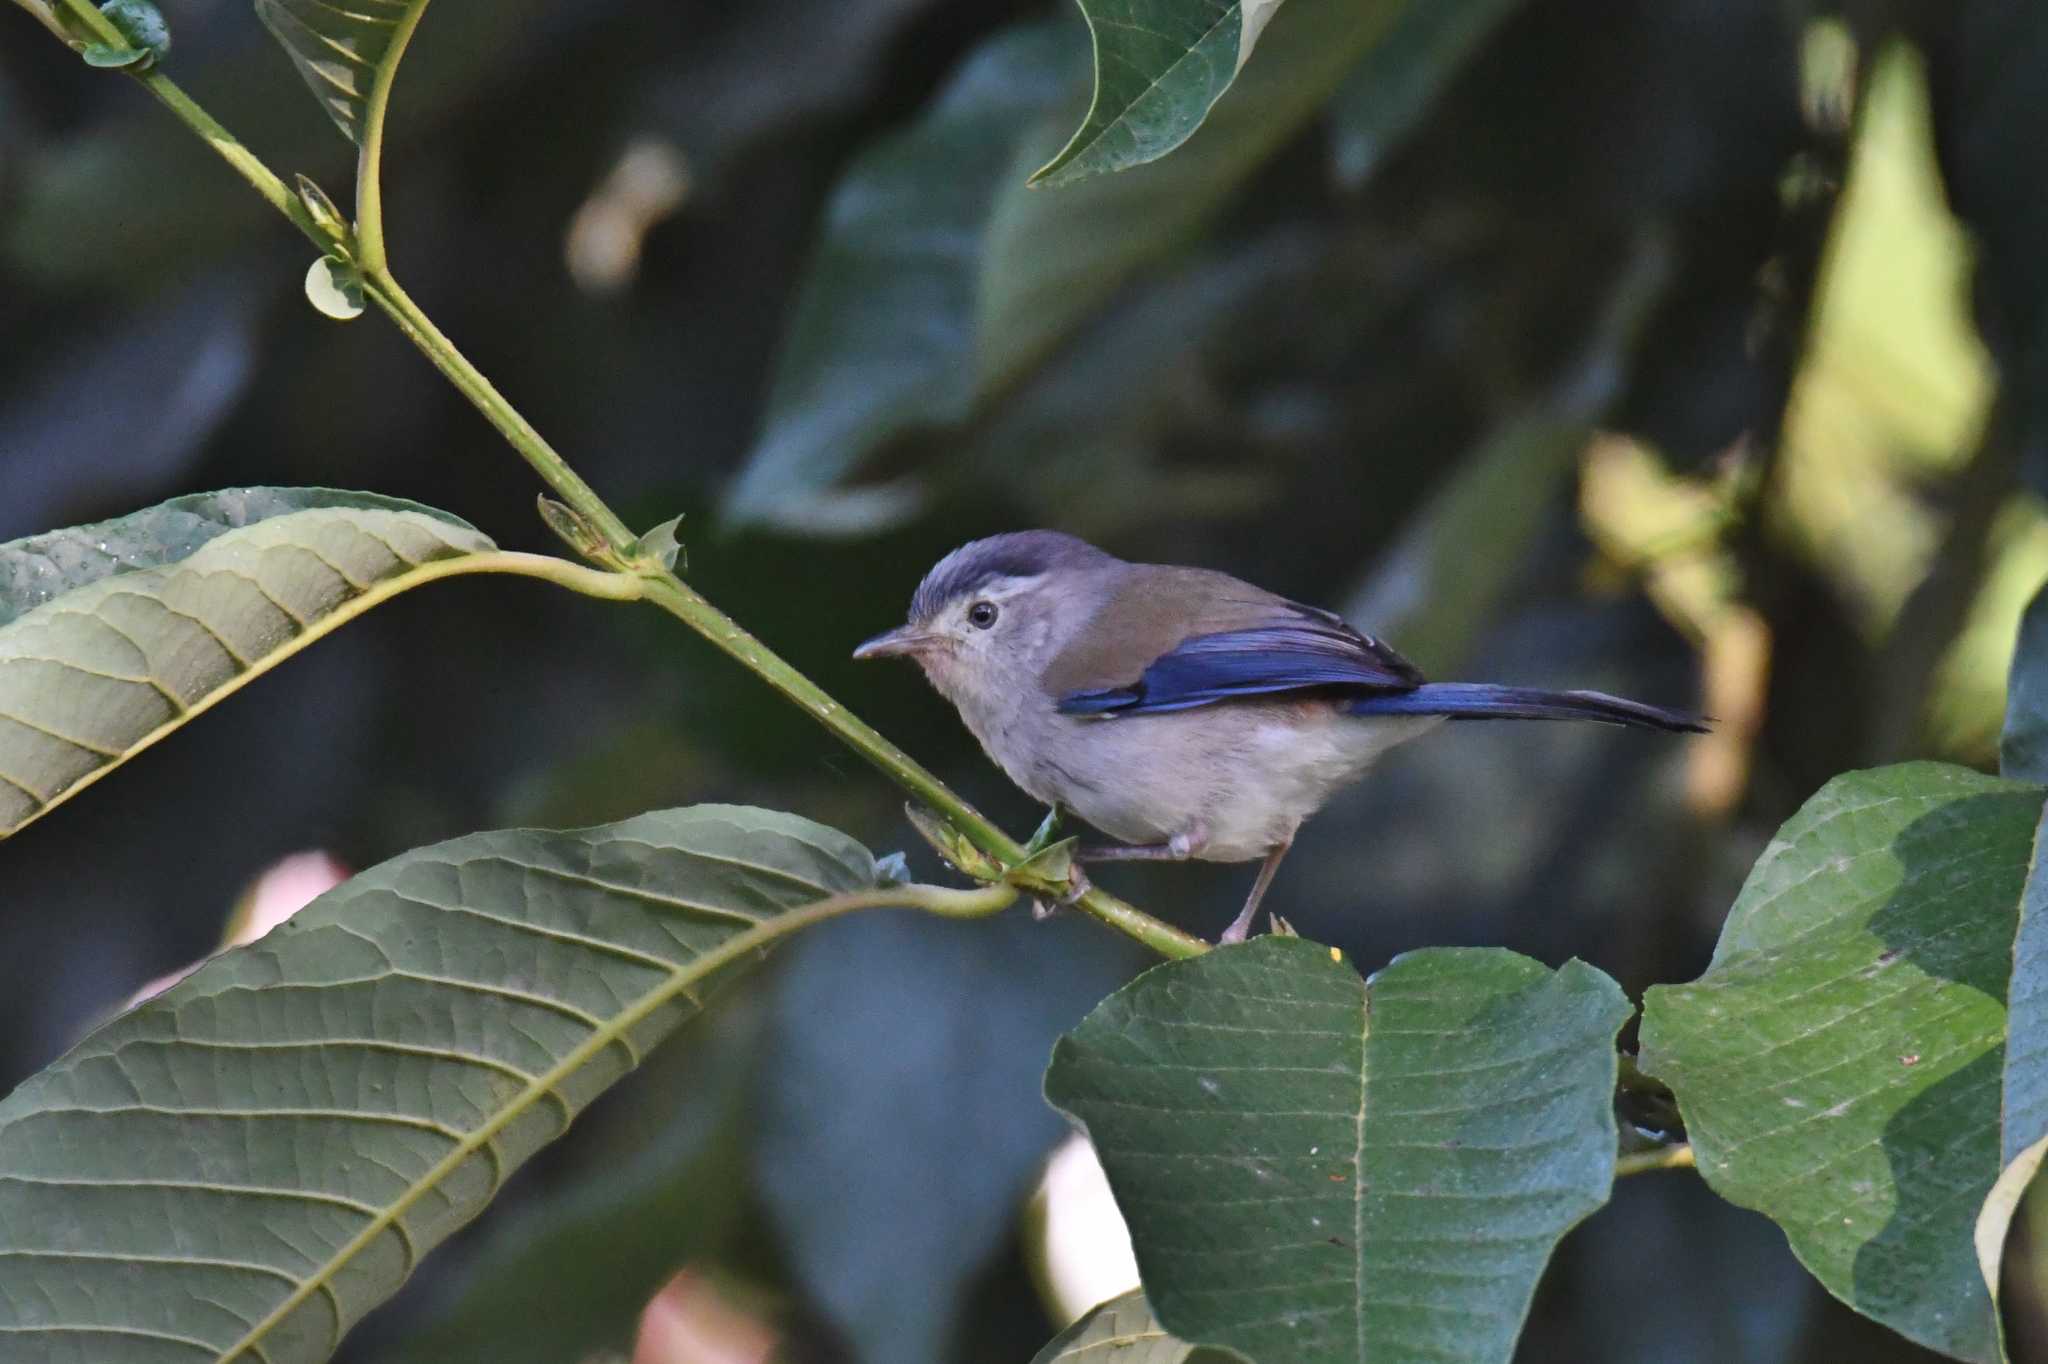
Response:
1349,683,1706,732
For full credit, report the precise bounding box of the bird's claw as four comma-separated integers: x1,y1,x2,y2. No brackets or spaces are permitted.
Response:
1027,863,1091,922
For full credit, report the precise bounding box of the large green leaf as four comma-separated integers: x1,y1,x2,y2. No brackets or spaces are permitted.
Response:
1030,1290,1236,1363
1640,763,2044,1363
1045,939,1631,1364
1031,0,1287,187
377,1003,758,1364
720,22,1082,531
254,0,426,145
0,489,506,838
0,805,885,1364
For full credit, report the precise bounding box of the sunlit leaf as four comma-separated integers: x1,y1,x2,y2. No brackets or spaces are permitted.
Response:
1046,939,1631,1364
0,805,884,1364
0,489,508,837
1640,763,2042,1363
1032,0,1287,187
255,0,424,145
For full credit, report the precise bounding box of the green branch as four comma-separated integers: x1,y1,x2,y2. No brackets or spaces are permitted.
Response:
351,0,433,274
363,272,642,561
26,16,1210,963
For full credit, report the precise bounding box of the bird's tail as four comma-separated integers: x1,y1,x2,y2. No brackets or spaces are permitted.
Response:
1349,683,1706,733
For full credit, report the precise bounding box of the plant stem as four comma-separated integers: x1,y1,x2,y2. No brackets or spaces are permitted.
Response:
35,30,1210,962
49,0,335,248
352,0,434,275
363,272,642,561
1614,1144,1695,1178
633,576,1209,959
375,272,1205,959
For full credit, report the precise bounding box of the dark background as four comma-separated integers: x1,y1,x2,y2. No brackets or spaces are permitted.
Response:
5,0,2047,1359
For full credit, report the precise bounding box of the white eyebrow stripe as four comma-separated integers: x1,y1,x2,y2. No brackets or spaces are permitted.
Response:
971,574,1045,601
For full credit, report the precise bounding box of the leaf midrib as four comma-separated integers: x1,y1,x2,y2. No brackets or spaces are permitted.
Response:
1046,4,1244,179
219,882,896,1360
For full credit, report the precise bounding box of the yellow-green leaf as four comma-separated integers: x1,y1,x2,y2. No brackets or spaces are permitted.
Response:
0,489,499,837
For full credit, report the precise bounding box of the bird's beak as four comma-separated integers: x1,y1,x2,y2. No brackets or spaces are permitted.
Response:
852,626,937,661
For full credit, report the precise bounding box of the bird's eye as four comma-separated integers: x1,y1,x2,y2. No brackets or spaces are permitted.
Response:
967,601,999,629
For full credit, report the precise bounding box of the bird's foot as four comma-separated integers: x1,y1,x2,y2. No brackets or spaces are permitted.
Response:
1218,840,1294,945
1028,865,1092,921
1007,828,1086,921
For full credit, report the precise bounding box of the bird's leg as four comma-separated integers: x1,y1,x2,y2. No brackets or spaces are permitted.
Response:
1220,839,1293,945
1058,827,1205,918
1075,826,1208,863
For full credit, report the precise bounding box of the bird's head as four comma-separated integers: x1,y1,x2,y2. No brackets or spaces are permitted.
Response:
853,531,1114,708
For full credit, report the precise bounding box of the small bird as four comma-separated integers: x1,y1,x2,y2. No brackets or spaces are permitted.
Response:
854,531,1704,944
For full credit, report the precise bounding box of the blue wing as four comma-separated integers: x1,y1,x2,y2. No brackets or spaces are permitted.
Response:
1056,616,1423,717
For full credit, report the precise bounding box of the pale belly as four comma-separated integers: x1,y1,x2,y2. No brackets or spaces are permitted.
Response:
980,701,1442,863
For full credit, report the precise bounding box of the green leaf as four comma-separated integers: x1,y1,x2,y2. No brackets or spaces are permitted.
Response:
376,1002,760,1364
0,804,884,1364
1639,762,2044,1363
977,0,1411,391
1045,939,1632,1364
1031,0,1287,187
1031,1290,1237,1363
254,0,424,145
721,22,1083,531
0,489,504,838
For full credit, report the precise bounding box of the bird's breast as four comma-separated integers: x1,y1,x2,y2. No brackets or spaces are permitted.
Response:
954,699,1441,861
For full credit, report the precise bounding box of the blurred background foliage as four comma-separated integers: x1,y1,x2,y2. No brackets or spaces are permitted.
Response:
5,0,2048,1359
